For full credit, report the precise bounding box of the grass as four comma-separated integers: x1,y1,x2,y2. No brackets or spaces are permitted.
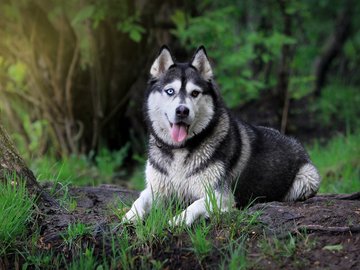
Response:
123,197,185,244
0,178,34,253
308,131,360,193
111,228,134,270
31,144,130,186
306,81,360,194
188,220,212,261
22,250,62,270
61,223,91,249
259,233,297,261
47,179,78,211
68,248,97,270
220,238,248,270
109,193,262,268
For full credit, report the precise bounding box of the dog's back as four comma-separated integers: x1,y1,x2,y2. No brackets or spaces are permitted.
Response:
232,122,319,206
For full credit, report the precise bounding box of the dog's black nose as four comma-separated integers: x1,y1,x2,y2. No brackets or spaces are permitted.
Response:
176,105,190,118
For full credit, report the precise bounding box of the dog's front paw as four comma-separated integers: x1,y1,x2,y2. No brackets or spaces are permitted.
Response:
169,210,196,227
122,210,136,223
169,211,186,227
122,208,144,224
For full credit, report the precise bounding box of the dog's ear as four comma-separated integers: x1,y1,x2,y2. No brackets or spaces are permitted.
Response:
191,46,213,80
150,45,174,79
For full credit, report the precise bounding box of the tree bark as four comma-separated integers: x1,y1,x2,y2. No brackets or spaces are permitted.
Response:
313,3,352,97
0,124,59,208
277,0,294,134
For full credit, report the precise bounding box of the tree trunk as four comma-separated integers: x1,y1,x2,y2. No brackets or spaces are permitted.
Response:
0,124,59,208
277,0,294,134
313,2,352,97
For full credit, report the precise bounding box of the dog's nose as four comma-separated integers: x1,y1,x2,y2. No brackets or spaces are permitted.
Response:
176,105,190,118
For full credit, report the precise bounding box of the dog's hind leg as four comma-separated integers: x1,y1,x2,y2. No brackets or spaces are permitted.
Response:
284,163,321,202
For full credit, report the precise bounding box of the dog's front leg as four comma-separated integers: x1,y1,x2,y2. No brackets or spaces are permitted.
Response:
170,192,232,226
123,188,153,222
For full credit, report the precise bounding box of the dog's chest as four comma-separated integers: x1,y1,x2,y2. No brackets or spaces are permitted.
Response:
168,149,191,181
148,145,223,201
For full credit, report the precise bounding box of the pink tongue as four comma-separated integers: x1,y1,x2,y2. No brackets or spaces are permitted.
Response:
171,124,188,143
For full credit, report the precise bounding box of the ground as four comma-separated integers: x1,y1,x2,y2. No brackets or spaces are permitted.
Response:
248,194,360,269
16,184,359,270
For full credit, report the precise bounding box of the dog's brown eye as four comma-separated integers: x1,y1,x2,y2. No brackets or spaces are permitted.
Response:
191,90,200,98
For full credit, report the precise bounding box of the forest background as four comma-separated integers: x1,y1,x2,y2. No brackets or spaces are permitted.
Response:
0,0,359,193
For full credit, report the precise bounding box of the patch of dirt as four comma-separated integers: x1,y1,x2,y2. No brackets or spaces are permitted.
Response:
247,193,360,269
37,184,139,248
2,185,359,269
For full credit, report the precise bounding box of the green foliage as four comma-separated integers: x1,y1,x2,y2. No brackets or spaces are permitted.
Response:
95,143,130,179
171,0,360,109
221,238,248,270
172,6,266,107
111,229,134,270
204,184,234,225
227,209,262,240
31,155,92,185
8,61,27,84
259,233,297,260
72,5,96,25
118,229,134,269
132,198,184,244
72,2,145,43
11,118,49,161
188,220,212,261
31,144,130,186
308,131,360,193
68,248,98,270
22,251,62,270
116,13,146,42
323,244,343,252
171,2,308,107
128,166,145,190
128,154,146,190
61,223,91,249
0,179,34,251
316,83,360,133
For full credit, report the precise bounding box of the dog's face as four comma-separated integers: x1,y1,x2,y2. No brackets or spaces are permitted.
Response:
146,46,218,147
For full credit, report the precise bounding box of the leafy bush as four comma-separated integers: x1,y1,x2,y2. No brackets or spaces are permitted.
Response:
171,2,308,107
317,84,360,133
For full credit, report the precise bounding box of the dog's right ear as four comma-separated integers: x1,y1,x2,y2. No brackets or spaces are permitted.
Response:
150,45,174,79
191,46,213,81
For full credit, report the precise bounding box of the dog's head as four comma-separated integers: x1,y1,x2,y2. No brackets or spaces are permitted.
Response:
145,45,219,147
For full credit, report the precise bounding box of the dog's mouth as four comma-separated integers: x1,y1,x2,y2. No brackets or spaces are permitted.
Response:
169,121,189,143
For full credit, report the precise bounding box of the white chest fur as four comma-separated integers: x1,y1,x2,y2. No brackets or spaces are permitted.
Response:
146,147,225,203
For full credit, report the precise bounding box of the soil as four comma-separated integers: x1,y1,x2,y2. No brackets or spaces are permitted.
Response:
8,185,358,270
248,193,360,269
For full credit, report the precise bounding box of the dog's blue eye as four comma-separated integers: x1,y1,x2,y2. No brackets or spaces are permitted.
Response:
165,88,175,96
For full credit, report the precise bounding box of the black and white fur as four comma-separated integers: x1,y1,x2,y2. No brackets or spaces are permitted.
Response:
124,46,321,226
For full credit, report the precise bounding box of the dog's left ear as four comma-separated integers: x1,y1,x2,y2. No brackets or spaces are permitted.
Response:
191,46,213,80
150,45,175,79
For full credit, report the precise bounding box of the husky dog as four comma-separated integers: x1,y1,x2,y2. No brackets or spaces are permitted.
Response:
124,46,321,226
